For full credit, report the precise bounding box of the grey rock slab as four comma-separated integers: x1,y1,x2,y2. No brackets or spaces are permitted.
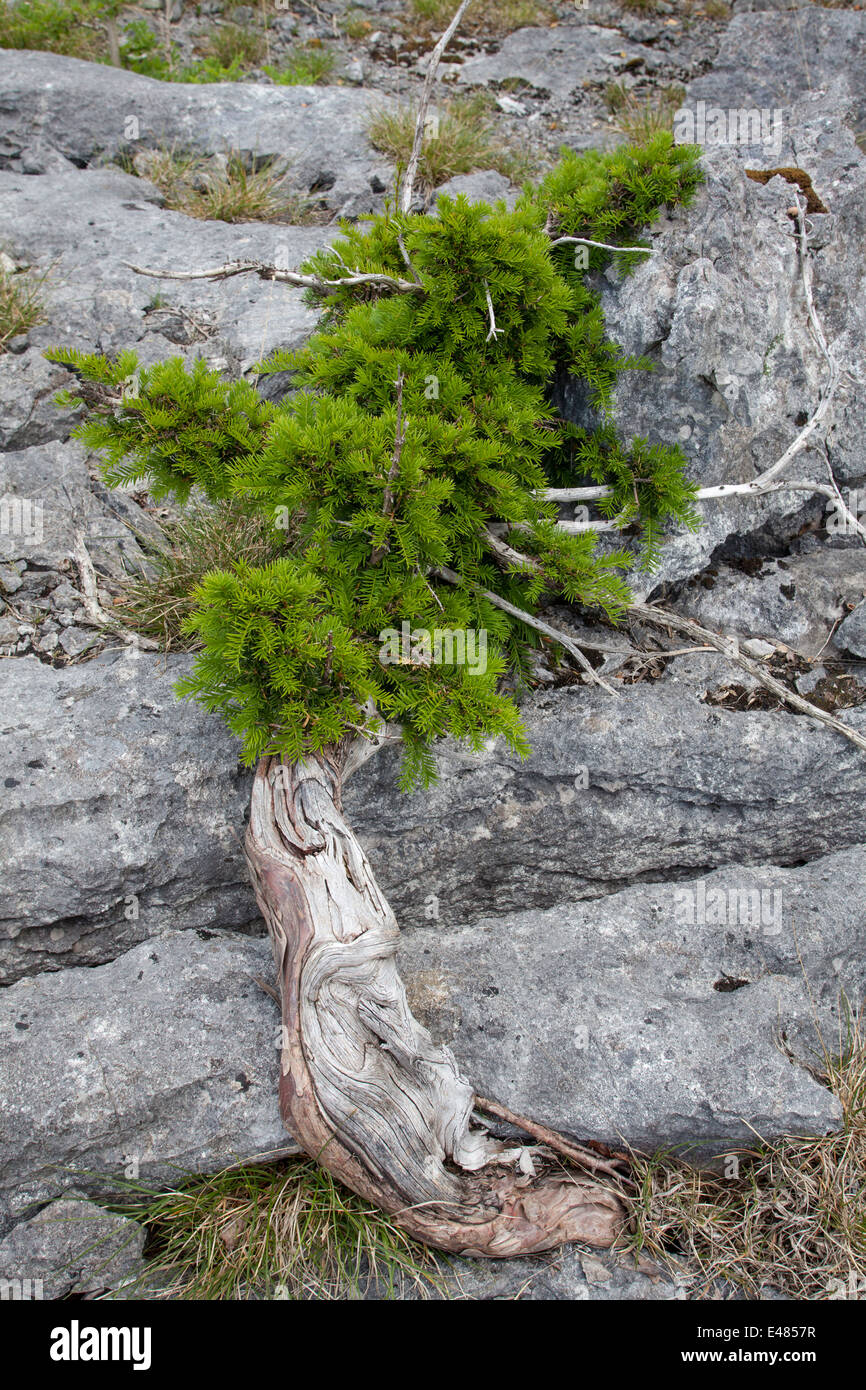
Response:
345,680,866,934
0,166,334,372
0,651,258,983
0,930,291,1219
0,439,150,579
0,348,83,451
676,549,866,658
456,24,655,103
6,650,866,982
560,83,866,588
0,562,24,595
689,7,866,132
397,848,863,1154
0,51,391,217
57,625,100,658
434,1248,687,1301
837,599,866,657
0,1197,146,1299
433,169,519,210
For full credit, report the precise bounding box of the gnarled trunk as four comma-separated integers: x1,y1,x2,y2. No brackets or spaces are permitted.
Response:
244,748,624,1257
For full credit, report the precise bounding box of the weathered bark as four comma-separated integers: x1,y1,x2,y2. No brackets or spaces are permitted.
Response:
244,748,624,1257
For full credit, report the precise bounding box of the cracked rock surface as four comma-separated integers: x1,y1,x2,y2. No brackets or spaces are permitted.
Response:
0,0,865,1300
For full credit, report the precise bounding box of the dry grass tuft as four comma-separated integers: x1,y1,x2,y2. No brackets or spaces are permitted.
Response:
367,94,533,197
139,148,315,224
115,499,282,650
0,264,47,351
605,83,686,143
206,21,266,70
408,0,554,32
623,1004,866,1299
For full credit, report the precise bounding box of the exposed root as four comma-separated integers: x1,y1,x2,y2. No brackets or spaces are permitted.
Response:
243,752,625,1257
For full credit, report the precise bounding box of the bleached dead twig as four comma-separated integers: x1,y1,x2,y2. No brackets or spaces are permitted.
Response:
484,526,539,573
396,231,423,286
72,530,160,652
401,0,471,214
550,235,652,255
484,280,500,342
482,529,866,746
126,260,423,295
541,370,841,517
543,191,855,533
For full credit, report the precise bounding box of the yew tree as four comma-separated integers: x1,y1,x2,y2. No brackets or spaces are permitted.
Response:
48,131,703,1256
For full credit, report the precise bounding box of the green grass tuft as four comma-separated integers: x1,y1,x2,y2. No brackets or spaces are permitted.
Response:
112,1156,444,1300
0,0,116,60
263,42,335,86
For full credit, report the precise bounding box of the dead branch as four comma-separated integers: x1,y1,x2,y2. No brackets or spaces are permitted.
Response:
473,1094,631,1182
435,563,618,695
550,235,652,255
401,0,471,214
396,231,422,286
630,602,866,755
542,191,858,534
127,260,422,296
484,280,500,342
482,529,865,747
484,526,539,574
72,530,160,652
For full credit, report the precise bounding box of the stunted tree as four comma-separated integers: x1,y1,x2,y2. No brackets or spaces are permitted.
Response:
49,128,706,1255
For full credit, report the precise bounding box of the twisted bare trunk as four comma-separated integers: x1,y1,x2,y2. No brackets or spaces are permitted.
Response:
244,747,624,1257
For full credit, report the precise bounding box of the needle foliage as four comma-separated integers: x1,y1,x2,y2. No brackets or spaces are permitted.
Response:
48,133,702,787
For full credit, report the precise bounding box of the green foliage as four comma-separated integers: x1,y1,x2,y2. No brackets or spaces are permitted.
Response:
0,0,269,83
534,136,700,265
47,135,702,785
116,21,242,84
116,18,172,78
49,350,275,501
554,423,701,570
0,0,121,60
263,43,335,86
